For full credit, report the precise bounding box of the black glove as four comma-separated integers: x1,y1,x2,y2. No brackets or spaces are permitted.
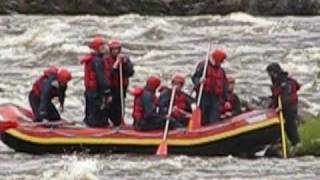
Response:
100,89,112,110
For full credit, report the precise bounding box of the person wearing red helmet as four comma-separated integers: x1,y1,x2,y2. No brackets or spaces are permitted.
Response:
104,39,134,126
220,76,241,119
81,36,112,127
132,76,180,131
29,66,72,122
159,73,194,126
192,49,229,125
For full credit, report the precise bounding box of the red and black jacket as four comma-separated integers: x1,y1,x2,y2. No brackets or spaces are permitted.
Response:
192,61,228,99
159,88,193,120
132,87,158,121
31,66,67,115
104,55,134,91
270,72,301,108
81,53,110,95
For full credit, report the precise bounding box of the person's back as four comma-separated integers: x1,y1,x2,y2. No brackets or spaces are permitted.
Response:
29,66,72,122
132,76,164,131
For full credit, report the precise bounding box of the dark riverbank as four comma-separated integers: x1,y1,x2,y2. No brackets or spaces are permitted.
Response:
1,0,320,16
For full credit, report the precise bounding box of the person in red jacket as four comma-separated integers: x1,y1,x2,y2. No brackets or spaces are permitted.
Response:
132,76,181,131
266,63,301,148
29,66,72,122
220,76,241,119
159,73,194,126
104,39,134,126
81,36,111,127
192,49,228,125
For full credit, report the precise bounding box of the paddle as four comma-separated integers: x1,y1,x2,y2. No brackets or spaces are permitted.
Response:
278,96,288,158
188,42,212,130
156,86,177,156
173,106,192,118
119,60,126,126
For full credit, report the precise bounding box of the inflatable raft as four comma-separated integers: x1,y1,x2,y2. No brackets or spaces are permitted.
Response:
0,104,281,156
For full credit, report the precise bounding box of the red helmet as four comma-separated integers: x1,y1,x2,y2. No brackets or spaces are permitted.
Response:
211,49,226,64
147,75,161,90
89,36,105,51
44,66,58,76
172,73,185,85
57,68,72,84
227,77,235,84
108,39,121,49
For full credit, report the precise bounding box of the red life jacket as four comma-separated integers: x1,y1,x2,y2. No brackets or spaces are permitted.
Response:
171,91,189,119
272,77,300,106
31,66,59,97
204,64,226,95
81,54,98,91
132,87,157,121
104,56,129,90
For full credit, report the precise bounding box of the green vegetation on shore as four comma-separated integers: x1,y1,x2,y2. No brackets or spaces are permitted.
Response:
296,118,320,156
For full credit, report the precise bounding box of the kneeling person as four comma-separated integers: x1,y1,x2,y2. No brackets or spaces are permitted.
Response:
29,66,72,122
132,76,180,131
220,77,241,119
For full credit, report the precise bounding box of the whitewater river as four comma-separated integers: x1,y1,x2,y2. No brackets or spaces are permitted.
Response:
0,13,319,179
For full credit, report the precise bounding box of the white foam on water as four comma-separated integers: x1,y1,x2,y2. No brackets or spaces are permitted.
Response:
228,12,274,26
42,156,100,180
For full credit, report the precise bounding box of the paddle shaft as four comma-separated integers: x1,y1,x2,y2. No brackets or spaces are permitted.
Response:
174,106,192,118
196,42,212,106
119,62,125,124
278,96,288,158
161,86,177,142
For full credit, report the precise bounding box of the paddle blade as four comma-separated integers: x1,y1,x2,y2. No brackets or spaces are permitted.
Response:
188,107,202,130
0,121,18,131
156,141,168,156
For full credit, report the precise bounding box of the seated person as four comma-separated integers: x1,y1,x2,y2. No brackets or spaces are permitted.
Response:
220,76,241,119
131,75,181,131
159,73,194,127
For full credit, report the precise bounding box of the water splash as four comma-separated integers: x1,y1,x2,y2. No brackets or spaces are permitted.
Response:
42,155,100,180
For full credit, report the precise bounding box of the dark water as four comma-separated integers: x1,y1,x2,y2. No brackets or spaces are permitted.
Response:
0,13,319,179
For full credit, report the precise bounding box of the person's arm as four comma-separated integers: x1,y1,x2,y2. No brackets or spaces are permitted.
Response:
123,57,134,77
141,92,156,118
158,90,171,116
222,71,228,101
38,76,55,118
111,56,135,77
58,85,67,110
280,80,292,109
185,94,195,113
92,58,110,95
232,94,242,115
191,62,204,87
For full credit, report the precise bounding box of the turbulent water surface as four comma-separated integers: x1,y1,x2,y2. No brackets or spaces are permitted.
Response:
0,13,320,179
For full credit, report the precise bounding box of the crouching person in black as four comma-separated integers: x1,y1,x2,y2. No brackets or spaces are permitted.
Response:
29,66,72,122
